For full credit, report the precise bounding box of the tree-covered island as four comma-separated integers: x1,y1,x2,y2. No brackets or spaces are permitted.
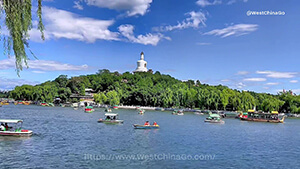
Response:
8,70,300,114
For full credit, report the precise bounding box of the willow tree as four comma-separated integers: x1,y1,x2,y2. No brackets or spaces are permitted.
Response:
1,0,44,75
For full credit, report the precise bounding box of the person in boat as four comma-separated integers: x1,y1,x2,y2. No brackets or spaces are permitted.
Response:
153,121,158,126
0,123,5,131
105,116,111,121
144,121,150,126
4,123,9,130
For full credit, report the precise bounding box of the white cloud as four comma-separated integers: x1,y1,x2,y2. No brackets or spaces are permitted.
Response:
118,24,168,46
237,71,249,75
266,82,279,86
227,0,236,4
154,11,206,32
256,71,297,78
196,42,211,45
0,78,38,90
290,80,298,83
0,58,88,71
32,71,46,74
292,89,300,94
30,7,119,43
204,24,258,38
243,78,266,82
29,7,165,46
196,0,221,7
83,0,152,16
74,1,84,10
237,82,246,89
228,0,248,5
221,79,230,82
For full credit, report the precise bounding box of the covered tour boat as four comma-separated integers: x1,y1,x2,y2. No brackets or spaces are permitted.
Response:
0,119,33,137
85,106,94,113
133,124,160,129
204,114,225,123
98,113,124,124
241,110,285,123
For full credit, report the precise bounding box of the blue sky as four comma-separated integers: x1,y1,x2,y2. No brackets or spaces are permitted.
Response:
0,0,299,94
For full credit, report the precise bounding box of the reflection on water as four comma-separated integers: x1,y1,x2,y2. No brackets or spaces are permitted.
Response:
0,104,299,168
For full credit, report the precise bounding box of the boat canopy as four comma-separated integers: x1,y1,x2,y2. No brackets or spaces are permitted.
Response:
105,113,118,116
86,106,93,108
209,114,220,118
0,119,23,123
248,109,255,112
271,111,279,114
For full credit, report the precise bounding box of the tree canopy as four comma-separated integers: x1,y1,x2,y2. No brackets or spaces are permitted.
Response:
8,70,300,113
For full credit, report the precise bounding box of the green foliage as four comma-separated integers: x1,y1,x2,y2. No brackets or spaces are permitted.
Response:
9,71,300,113
1,0,44,75
0,91,10,98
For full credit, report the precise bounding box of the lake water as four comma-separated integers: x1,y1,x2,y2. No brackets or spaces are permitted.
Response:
0,105,299,169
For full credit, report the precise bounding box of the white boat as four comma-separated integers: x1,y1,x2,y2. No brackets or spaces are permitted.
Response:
0,119,33,137
204,114,225,124
98,113,124,124
172,110,184,115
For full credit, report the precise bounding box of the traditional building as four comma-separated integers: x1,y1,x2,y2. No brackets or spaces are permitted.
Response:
134,52,148,73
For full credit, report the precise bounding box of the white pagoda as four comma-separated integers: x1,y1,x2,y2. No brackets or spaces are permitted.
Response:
134,52,148,73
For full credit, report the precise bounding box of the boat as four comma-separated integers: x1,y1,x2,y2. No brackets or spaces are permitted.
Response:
48,103,55,107
172,110,184,115
204,114,225,123
238,111,249,119
113,105,119,109
98,113,124,124
221,111,239,118
72,103,79,108
133,124,160,129
23,101,30,105
194,110,204,115
0,119,33,137
1,102,9,105
40,102,47,106
85,106,94,113
105,108,112,112
241,110,285,123
138,108,145,115
154,107,165,111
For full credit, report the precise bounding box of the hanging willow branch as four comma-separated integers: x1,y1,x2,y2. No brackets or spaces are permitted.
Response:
1,0,44,76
